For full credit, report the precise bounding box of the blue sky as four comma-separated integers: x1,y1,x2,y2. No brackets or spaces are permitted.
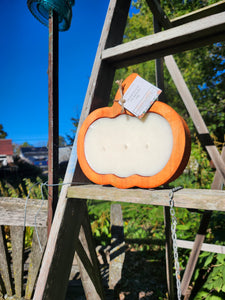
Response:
0,0,112,146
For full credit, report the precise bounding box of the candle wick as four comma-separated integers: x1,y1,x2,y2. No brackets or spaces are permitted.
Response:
115,79,126,113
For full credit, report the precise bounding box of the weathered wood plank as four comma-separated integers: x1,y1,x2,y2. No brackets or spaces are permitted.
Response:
165,55,225,185
109,204,125,290
33,199,86,300
102,12,225,67
0,273,5,297
10,226,24,298
171,0,225,27
124,238,225,255
147,0,172,30
177,239,225,254
25,227,47,300
0,226,13,296
75,205,105,300
211,146,225,190
68,185,225,212
76,237,104,300
0,197,47,227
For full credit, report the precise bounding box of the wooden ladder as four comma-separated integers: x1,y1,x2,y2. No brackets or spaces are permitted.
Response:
33,0,225,299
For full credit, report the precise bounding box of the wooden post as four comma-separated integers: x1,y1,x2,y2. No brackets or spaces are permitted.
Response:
25,227,47,299
109,204,125,290
48,10,59,235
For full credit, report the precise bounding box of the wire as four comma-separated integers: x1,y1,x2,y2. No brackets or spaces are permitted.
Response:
24,181,74,252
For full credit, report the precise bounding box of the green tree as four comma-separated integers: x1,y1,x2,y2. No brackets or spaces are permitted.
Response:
67,116,79,145
13,141,33,156
20,142,33,147
0,124,7,139
59,136,67,147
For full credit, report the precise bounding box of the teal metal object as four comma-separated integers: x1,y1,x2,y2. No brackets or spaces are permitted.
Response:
27,0,75,31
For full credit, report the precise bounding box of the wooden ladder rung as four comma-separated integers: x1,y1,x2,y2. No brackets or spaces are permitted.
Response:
101,11,225,67
67,185,225,212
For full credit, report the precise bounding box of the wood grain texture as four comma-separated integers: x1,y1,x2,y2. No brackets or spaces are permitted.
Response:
109,204,125,289
33,199,85,300
68,185,225,212
102,12,225,67
10,226,24,298
76,206,105,300
25,227,47,299
0,226,13,296
76,237,104,300
147,0,172,30
0,197,47,227
211,146,225,190
177,239,225,254
0,274,5,297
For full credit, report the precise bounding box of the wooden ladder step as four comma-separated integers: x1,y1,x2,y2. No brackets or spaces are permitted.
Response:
102,11,225,67
67,185,225,212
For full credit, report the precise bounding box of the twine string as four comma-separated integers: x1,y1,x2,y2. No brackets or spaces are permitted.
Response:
114,79,126,113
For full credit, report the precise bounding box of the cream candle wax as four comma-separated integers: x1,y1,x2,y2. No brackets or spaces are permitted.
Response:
84,113,173,177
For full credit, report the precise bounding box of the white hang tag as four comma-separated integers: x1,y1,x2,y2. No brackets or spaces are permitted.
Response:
123,75,162,119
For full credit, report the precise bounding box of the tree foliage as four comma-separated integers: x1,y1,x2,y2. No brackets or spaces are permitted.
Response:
67,116,79,145
59,135,67,147
0,124,7,139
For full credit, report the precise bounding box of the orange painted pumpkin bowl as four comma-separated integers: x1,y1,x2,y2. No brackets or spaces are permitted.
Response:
77,73,191,189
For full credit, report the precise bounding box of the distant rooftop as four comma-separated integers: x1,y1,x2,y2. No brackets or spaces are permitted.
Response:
20,147,48,154
0,139,13,156
20,146,48,170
